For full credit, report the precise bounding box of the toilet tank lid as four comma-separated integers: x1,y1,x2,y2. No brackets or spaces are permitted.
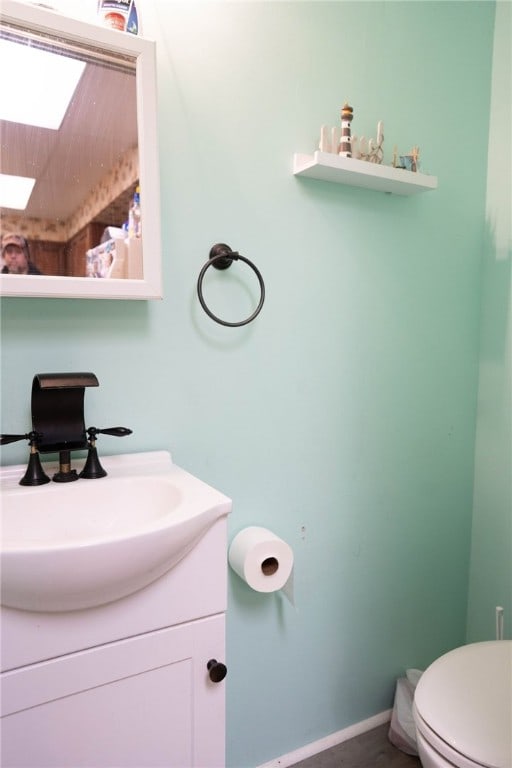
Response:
414,641,512,768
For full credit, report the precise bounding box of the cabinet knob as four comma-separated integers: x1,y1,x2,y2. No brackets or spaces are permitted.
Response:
207,659,227,683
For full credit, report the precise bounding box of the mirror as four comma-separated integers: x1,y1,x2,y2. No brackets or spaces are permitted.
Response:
0,0,162,299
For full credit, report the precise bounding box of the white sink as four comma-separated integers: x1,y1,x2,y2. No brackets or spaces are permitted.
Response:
0,451,231,612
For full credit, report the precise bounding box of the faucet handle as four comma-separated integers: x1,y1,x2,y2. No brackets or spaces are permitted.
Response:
0,432,50,485
1,433,30,445
80,427,133,480
1,431,41,446
86,426,133,440
98,427,133,437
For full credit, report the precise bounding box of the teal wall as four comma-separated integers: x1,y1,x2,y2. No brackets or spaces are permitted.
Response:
467,0,511,644
0,3,497,767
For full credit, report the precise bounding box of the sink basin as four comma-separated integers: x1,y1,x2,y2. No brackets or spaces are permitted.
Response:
0,451,231,613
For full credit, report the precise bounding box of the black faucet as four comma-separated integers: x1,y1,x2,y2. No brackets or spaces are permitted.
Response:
0,372,132,485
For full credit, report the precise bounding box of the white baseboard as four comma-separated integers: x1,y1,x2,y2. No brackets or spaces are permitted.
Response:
256,709,392,768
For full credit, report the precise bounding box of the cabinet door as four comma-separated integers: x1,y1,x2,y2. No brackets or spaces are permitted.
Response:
28,240,65,276
1,615,226,768
64,227,89,276
65,223,106,276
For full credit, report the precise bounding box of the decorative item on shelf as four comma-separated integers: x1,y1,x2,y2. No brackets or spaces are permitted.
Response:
318,108,385,165
319,125,331,153
318,125,341,154
392,145,420,172
392,145,405,169
339,102,354,157
352,121,384,164
331,126,340,155
314,107,425,177
352,135,362,159
400,146,420,172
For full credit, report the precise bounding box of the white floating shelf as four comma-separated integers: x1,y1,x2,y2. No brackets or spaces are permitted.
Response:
293,151,437,195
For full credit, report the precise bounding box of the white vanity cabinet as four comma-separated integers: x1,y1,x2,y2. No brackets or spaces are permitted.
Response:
1,516,229,768
2,616,225,767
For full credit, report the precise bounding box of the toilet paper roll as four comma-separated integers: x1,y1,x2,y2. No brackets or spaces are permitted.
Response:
228,526,294,595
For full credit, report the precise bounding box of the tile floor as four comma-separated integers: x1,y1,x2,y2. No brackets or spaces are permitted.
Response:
289,724,421,768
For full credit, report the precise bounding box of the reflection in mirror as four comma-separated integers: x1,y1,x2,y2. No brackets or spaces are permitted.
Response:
1,32,138,278
0,0,161,299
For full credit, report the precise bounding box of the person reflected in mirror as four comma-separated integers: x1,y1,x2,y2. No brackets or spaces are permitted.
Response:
1,234,43,275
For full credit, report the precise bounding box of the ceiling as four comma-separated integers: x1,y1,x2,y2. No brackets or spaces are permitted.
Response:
1,56,138,224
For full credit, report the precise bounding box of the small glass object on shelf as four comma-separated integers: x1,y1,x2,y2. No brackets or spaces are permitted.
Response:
393,145,420,172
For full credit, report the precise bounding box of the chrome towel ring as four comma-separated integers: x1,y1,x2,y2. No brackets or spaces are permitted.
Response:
197,243,265,327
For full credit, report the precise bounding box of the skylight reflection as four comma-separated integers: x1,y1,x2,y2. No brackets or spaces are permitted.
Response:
0,173,36,210
0,38,86,130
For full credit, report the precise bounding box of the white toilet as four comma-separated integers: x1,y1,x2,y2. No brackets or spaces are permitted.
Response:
413,640,512,768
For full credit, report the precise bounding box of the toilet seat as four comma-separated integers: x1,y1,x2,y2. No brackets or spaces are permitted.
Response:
414,704,495,768
413,641,512,768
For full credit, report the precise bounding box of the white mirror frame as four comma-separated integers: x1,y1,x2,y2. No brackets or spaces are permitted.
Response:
0,0,162,300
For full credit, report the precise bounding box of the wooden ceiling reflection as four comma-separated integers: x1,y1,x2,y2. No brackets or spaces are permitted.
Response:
1,57,138,235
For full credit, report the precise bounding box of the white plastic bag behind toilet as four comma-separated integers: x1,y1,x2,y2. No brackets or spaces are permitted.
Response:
388,669,423,756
